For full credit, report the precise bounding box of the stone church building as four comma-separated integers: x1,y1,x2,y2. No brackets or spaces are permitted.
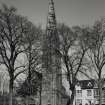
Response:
42,0,69,105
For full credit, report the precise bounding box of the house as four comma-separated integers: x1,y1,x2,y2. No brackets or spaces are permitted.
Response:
74,80,105,105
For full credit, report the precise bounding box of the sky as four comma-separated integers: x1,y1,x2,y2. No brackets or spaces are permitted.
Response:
0,0,105,28
0,0,105,93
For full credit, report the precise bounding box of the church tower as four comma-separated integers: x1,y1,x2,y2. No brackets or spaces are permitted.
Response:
42,0,62,105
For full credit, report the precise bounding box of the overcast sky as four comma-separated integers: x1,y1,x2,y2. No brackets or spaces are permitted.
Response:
0,0,105,93
0,0,105,28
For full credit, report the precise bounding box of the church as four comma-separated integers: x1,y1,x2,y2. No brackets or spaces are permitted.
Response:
42,0,69,105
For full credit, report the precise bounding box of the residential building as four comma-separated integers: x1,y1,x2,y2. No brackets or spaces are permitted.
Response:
75,80,105,105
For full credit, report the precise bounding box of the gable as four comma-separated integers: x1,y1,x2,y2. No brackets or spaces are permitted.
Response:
87,82,92,87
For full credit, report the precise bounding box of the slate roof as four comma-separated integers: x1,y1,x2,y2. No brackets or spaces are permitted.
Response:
77,80,95,89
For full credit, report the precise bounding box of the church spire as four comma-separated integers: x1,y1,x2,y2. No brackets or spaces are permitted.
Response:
47,0,56,30
42,1,62,105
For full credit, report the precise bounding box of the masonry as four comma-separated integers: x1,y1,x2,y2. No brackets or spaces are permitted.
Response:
42,0,62,105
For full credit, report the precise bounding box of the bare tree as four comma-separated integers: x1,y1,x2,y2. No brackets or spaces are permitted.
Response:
22,22,43,99
57,24,90,105
0,4,34,105
86,18,105,105
24,23,42,81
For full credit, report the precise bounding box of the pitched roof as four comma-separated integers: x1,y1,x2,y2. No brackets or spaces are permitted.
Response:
77,80,95,89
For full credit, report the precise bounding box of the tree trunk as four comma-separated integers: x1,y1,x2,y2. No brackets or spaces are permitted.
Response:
66,88,75,105
9,77,14,105
99,82,102,105
39,81,42,105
